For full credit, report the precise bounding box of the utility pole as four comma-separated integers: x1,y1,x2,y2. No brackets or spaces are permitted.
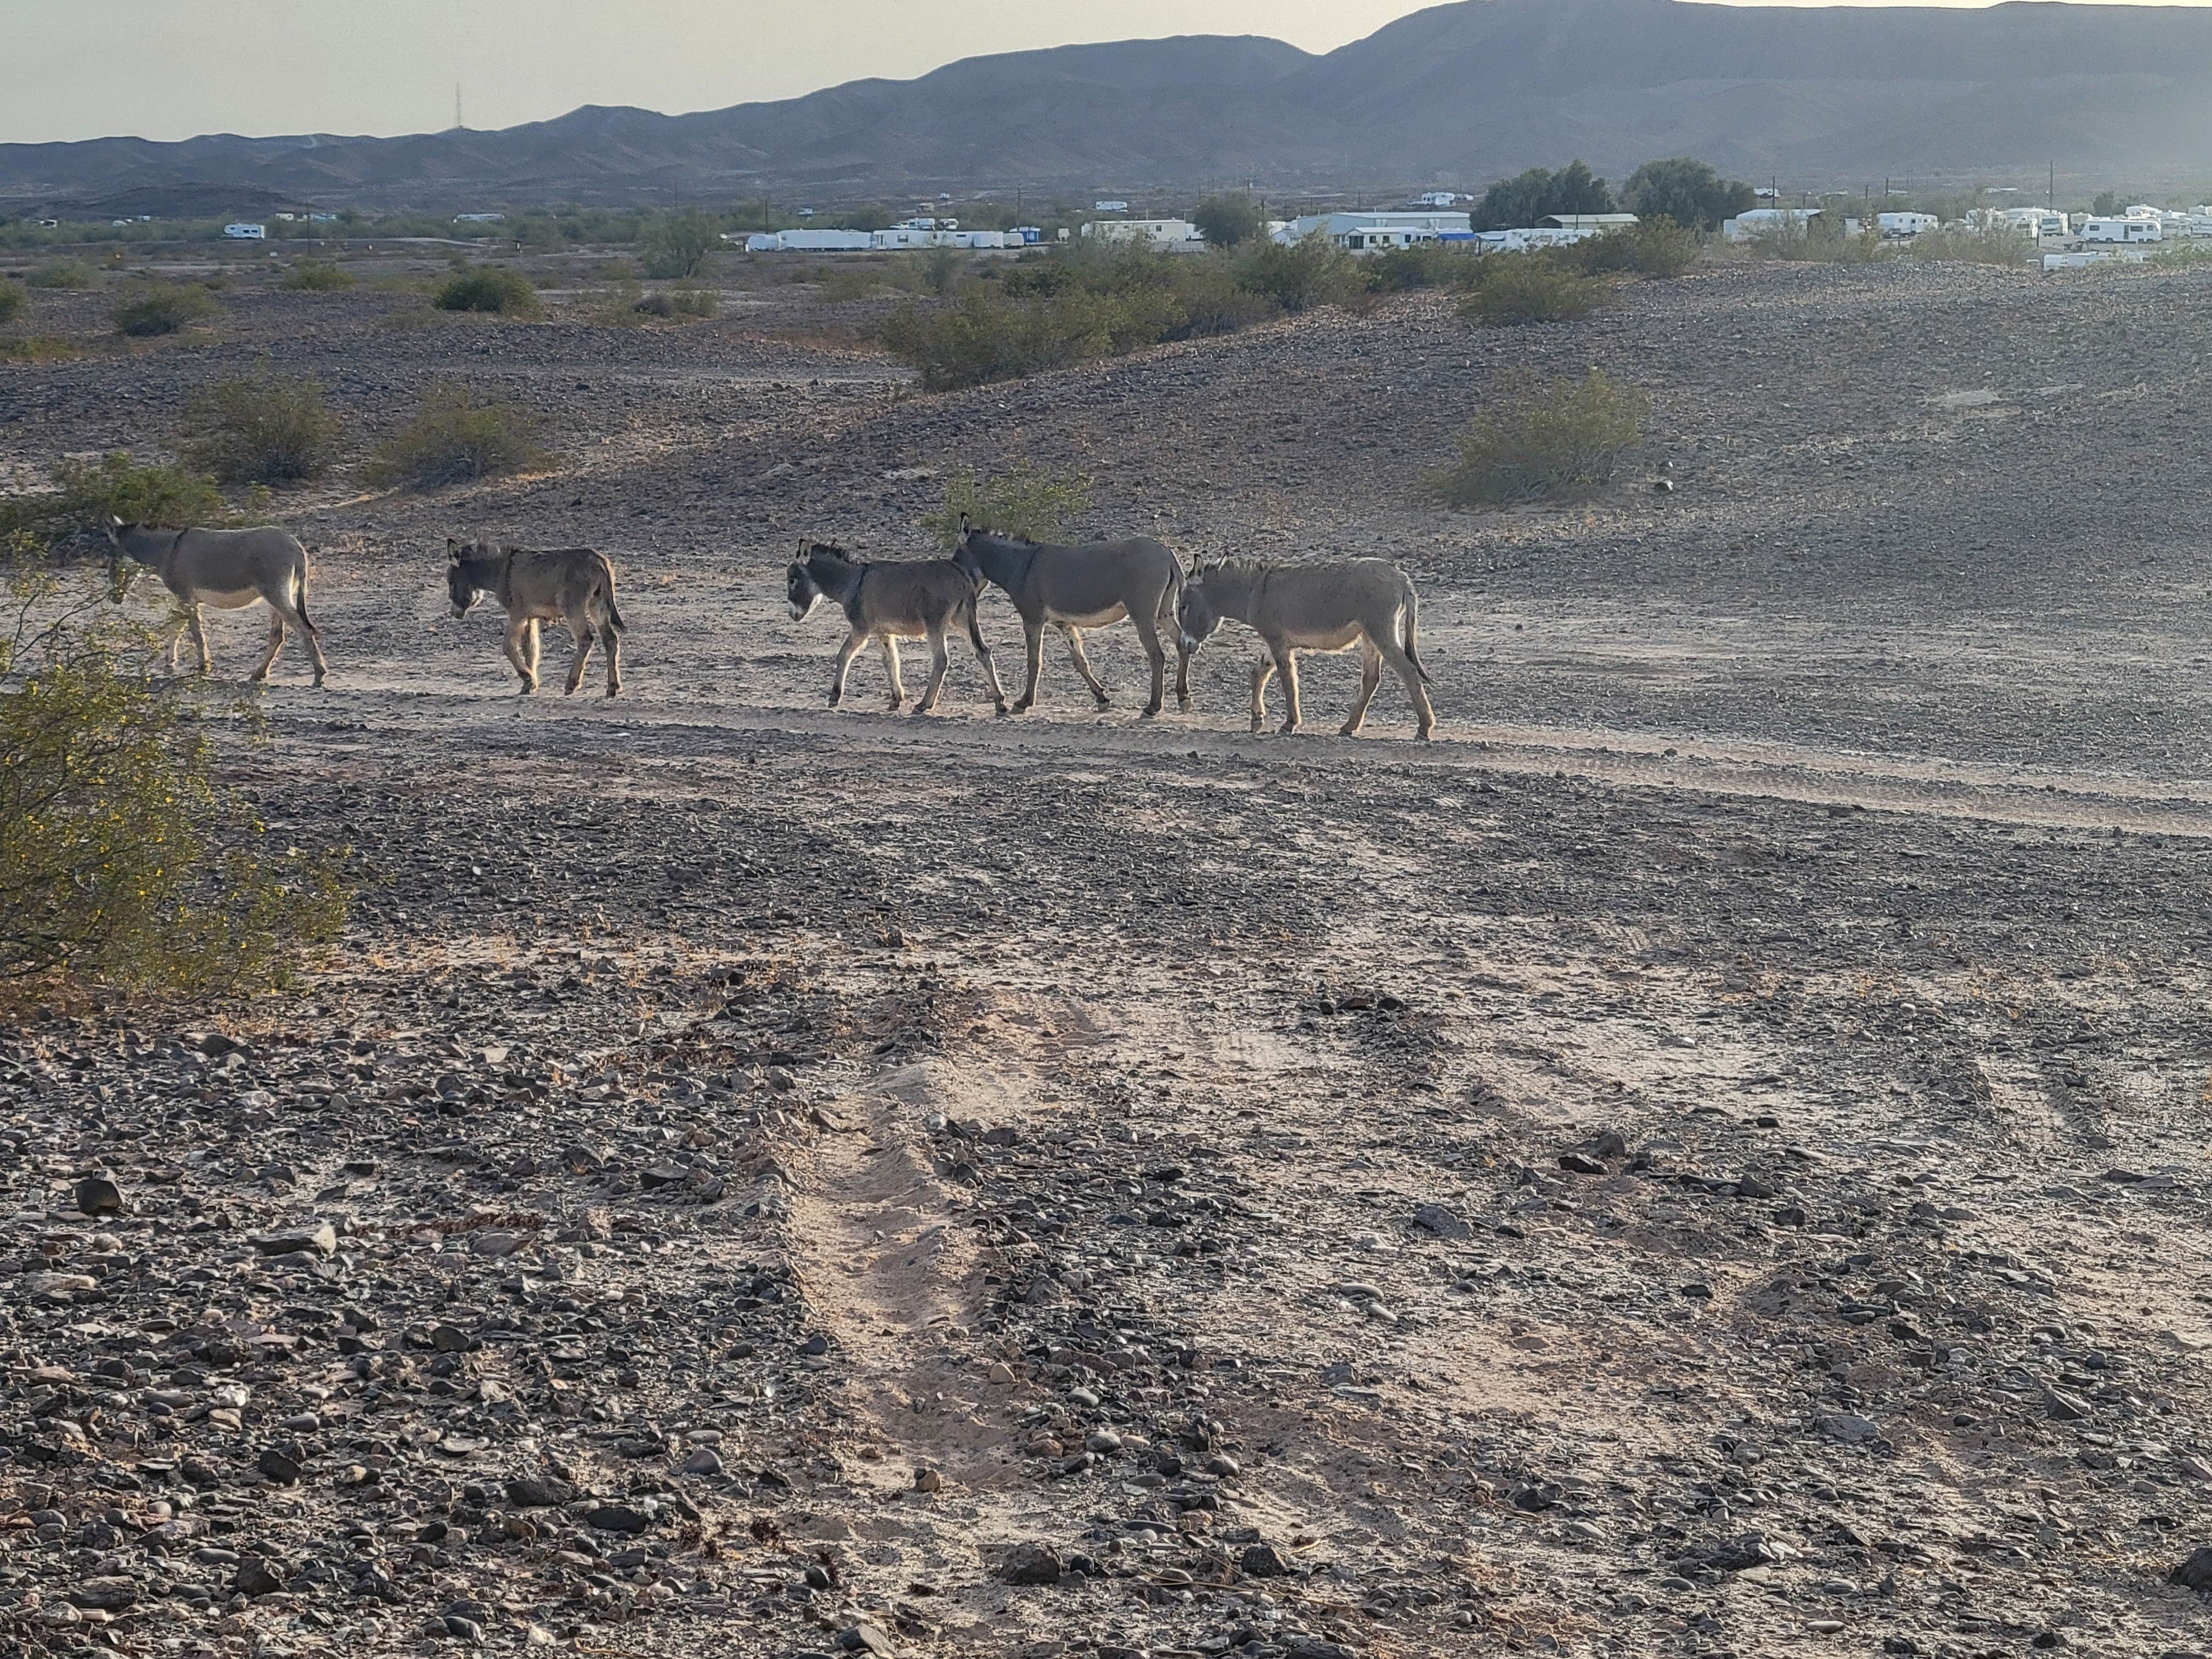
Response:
454,83,464,131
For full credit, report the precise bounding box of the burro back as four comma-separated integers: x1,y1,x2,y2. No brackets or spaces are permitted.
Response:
957,525,1190,717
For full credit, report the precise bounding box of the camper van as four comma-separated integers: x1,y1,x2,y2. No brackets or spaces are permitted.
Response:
2079,216,2162,244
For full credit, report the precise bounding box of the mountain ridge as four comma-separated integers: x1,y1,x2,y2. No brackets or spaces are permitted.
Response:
6,1,2212,215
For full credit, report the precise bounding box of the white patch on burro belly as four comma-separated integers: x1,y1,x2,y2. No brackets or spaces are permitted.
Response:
190,587,270,611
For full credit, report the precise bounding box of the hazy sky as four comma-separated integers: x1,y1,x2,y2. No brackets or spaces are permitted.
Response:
4,0,2205,145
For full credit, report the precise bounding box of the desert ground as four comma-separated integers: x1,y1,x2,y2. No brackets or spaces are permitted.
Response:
3,248,2212,1659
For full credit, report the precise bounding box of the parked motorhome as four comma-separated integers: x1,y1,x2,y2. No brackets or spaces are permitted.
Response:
1081,219,1200,247
2079,216,2163,244
223,222,267,240
1876,212,1939,238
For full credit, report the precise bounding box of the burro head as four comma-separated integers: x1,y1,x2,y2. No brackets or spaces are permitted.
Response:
1176,565,1223,657
787,540,826,621
445,537,487,618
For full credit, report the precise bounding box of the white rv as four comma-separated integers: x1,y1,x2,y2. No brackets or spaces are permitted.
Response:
1876,212,1939,239
223,222,267,240
2079,217,2163,244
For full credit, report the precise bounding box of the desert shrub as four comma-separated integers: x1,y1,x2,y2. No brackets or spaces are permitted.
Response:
280,260,353,291
1161,258,1280,335
178,374,343,486
638,209,720,280
365,385,549,487
1425,370,1646,506
26,261,91,290
1570,219,1702,279
923,246,962,296
1192,193,1264,249
0,284,22,325
434,267,541,317
1621,157,1758,232
921,464,1090,550
1238,236,1366,313
0,538,345,995
1908,224,2033,267
0,452,229,549
1458,253,1606,325
0,336,83,365
1363,242,1483,294
881,287,1176,391
111,281,221,337
1746,213,1885,265
633,284,718,319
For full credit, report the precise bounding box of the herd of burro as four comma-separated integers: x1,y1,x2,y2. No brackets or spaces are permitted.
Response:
99,514,1438,740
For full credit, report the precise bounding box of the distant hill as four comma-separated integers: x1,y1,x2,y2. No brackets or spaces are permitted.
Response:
7,1,2212,215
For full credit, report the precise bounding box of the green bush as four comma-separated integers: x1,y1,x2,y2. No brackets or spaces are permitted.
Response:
365,385,549,488
1425,370,1646,506
179,374,343,486
0,284,22,325
1363,243,1483,294
922,465,1090,550
1745,213,1885,265
1908,224,2033,268
0,336,83,365
1192,194,1263,249
1570,219,1702,279
638,209,720,280
434,267,541,317
25,261,91,290
633,285,718,319
0,539,345,995
881,287,1178,391
111,281,221,337
1458,253,1607,325
1237,236,1365,313
1472,161,1615,232
280,260,354,291
0,452,229,548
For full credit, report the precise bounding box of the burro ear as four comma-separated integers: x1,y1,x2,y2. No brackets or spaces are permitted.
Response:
104,514,124,535
446,538,461,560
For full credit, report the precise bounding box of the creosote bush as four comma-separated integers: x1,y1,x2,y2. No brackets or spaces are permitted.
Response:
0,284,23,325
280,261,354,291
0,336,82,365
366,386,550,488
1425,370,1646,506
25,261,91,290
633,285,718,319
179,374,343,486
1568,219,1702,279
111,281,222,337
1458,253,1607,325
638,210,721,280
921,465,1090,550
0,452,228,548
433,267,541,317
0,537,346,996
1908,225,2033,268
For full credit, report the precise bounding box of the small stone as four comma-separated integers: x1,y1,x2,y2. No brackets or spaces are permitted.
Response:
913,1466,943,1492
67,1577,138,1610
233,1557,286,1597
998,1543,1065,1585
256,1449,302,1485
986,1362,1015,1385
1239,1542,1295,1577
471,1231,524,1257
1558,1152,1607,1176
430,1324,472,1353
1819,1413,1879,1444
640,1164,686,1189
1084,1430,1122,1454
445,1615,486,1643
684,1448,724,1476
837,1622,897,1656
254,1221,337,1258
798,1333,830,1356
72,1176,123,1216
2044,1386,2094,1422
584,1505,652,1534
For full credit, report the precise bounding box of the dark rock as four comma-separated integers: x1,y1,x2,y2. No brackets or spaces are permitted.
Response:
72,1176,123,1216
2044,1386,2094,1422
837,1621,896,1655
584,1505,652,1534
1558,1152,1607,1176
504,1476,576,1509
430,1324,472,1353
799,1333,830,1356
640,1164,687,1189
1240,1543,1295,1577
254,1221,337,1258
66,1577,138,1610
1412,1201,1471,1240
1282,1643,1355,1659
998,1543,1065,1585
444,1615,485,1643
233,1556,287,1596
257,1448,303,1485
2171,1545,2212,1592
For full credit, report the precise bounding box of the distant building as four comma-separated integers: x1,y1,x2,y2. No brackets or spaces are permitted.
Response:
1721,207,1822,242
223,222,266,240
1415,191,1463,208
1276,211,1472,251
1539,213,1639,232
1081,218,1200,247
1093,199,1130,212
454,212,506,224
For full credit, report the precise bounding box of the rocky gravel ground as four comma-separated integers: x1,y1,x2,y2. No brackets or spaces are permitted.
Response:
4,250,2212,1659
